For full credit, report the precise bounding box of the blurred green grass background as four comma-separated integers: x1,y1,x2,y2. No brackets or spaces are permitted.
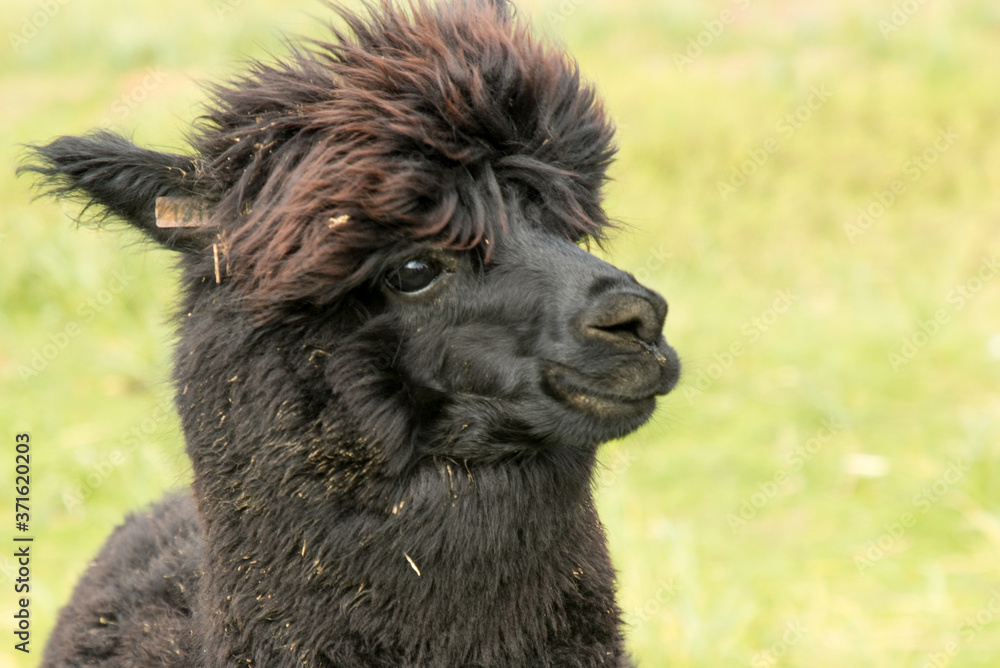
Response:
2,0,999,665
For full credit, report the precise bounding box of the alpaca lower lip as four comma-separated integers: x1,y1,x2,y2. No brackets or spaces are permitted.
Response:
542,364,659,418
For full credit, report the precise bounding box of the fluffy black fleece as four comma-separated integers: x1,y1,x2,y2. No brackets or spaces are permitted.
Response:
23,1,680,665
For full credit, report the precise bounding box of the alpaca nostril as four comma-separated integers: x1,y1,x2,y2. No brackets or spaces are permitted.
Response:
581,291,664,347
596,318,645,340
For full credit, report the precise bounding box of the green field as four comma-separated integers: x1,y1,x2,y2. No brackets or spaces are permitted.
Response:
2,0,999,665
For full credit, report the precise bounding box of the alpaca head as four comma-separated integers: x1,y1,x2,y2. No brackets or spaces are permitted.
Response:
23,0,679,481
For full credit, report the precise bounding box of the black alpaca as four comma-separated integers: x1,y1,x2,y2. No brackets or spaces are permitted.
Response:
23,1,680,665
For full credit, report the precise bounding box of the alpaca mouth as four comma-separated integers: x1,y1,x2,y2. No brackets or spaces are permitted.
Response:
541,339,680,421
542,360,672,421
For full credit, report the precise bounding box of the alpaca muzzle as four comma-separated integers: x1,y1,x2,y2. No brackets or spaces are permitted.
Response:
543,285,680,420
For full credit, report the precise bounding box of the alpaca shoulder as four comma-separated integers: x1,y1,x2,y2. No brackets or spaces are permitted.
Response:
41,493,203,667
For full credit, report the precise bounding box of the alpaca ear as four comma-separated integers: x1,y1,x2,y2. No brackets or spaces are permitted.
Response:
19,130,212,252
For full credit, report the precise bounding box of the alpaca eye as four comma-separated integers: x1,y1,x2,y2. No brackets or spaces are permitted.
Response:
385,258,441,294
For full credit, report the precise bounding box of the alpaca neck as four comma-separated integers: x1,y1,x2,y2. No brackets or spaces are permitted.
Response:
192,453,625,665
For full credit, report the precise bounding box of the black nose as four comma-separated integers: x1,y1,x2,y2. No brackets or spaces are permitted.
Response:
579,287,667,348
